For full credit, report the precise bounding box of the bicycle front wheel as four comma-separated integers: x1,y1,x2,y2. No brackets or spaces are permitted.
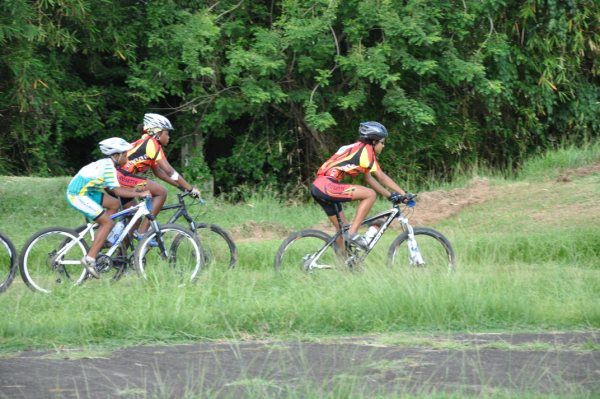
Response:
134,224,203,283
19,227,88,293
274,229,342,273
387,227,455,273
0,232,18,294
195,223,238,269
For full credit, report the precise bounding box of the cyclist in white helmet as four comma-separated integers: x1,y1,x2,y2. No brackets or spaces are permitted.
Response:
117,113,201,237
66,137,150,278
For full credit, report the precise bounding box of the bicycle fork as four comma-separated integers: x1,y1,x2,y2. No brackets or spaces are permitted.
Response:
398,216,425,266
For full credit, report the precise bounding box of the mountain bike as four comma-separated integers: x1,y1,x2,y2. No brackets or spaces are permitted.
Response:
0,232,18,293
79,192,237,269
19,196,203,293
274,194,455,273
162,191,237,269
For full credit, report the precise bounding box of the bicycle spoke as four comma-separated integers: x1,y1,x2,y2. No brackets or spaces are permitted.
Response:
135,225,202,284
20,229,87,293
388,228,455,274
275,231,341,273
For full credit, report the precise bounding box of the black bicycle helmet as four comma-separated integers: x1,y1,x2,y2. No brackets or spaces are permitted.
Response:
359,121,388,141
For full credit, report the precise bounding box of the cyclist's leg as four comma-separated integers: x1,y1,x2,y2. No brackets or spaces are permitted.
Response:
327,205,348,250
311,178,350,249
66,192,115,277
116,169,163,235
86,193,122,259
346,186,376,236
137,179,167,234
313,176,376,237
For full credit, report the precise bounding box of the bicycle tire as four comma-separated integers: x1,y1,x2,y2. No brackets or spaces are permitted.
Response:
274,229,342,273
0,232,18,294
195,223,238,269
387,227,456,273
133,223,204,283
19,227,89,293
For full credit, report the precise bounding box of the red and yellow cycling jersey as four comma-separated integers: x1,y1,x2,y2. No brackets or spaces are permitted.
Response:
121,134,165,175
316,142,380,181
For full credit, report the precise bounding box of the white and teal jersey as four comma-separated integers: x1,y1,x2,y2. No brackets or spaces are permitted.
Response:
67,158,120,196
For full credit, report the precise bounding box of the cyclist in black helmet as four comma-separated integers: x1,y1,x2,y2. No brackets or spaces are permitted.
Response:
311,121,409,249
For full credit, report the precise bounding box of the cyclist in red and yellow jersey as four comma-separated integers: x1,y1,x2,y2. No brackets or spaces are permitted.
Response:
311,121,409,249
118,113,201,235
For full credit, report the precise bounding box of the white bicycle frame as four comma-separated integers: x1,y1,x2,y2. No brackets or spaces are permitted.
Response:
306,203,425,270
53,197,153,282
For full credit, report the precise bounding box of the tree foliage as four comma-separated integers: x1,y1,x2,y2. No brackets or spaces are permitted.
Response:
1,0,598,194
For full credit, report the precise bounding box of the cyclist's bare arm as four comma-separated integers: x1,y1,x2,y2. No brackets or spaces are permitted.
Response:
152,159,196,192
369,170,406,197
109,187,150,198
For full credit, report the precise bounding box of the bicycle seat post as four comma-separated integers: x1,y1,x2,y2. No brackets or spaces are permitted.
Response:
332,202,350,246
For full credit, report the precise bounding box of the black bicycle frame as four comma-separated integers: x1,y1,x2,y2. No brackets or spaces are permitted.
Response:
161,193,198,232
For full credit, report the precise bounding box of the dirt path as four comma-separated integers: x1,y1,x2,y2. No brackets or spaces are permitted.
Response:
1,331,597,398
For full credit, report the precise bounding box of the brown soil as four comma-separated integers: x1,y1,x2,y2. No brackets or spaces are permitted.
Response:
229,220,292,242
400,177,498,226
556,162,600,182
311,177,501,234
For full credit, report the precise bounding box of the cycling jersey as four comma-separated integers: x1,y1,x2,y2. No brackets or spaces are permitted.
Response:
121,134,165,175
67,158,120,195
66,158,120,220
316,142,380,181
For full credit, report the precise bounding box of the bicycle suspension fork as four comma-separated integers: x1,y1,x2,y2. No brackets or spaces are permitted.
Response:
397,215,424,265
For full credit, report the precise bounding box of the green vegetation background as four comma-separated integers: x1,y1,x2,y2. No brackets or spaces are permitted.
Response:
2,0,598,196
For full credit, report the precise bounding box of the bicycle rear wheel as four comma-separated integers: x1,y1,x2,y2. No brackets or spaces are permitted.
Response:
134,224,203,284
387,227,455,273
0,232,18,293
195,223,237,269
19,227,88,293
274,229,342,273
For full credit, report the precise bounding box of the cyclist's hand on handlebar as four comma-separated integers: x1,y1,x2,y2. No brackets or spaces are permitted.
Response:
189,187,201,199
388,192,403,204
389,192,416,204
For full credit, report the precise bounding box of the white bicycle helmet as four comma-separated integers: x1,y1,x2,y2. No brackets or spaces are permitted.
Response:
143,113,174,135
99,137,133,155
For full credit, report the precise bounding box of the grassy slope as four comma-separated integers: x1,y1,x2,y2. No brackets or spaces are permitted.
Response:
0,144,599,351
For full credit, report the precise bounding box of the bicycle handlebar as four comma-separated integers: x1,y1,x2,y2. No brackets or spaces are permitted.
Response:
178,190,206,205
396,193,417,208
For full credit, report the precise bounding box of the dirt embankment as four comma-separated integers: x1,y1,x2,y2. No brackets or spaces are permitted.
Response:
229,162,600,241
229,177,501,241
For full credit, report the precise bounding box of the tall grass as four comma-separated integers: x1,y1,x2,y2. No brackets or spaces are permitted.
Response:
0,143,599,351
518,141,600,180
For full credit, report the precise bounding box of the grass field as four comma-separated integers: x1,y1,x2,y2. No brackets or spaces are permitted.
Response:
0,143,599,353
